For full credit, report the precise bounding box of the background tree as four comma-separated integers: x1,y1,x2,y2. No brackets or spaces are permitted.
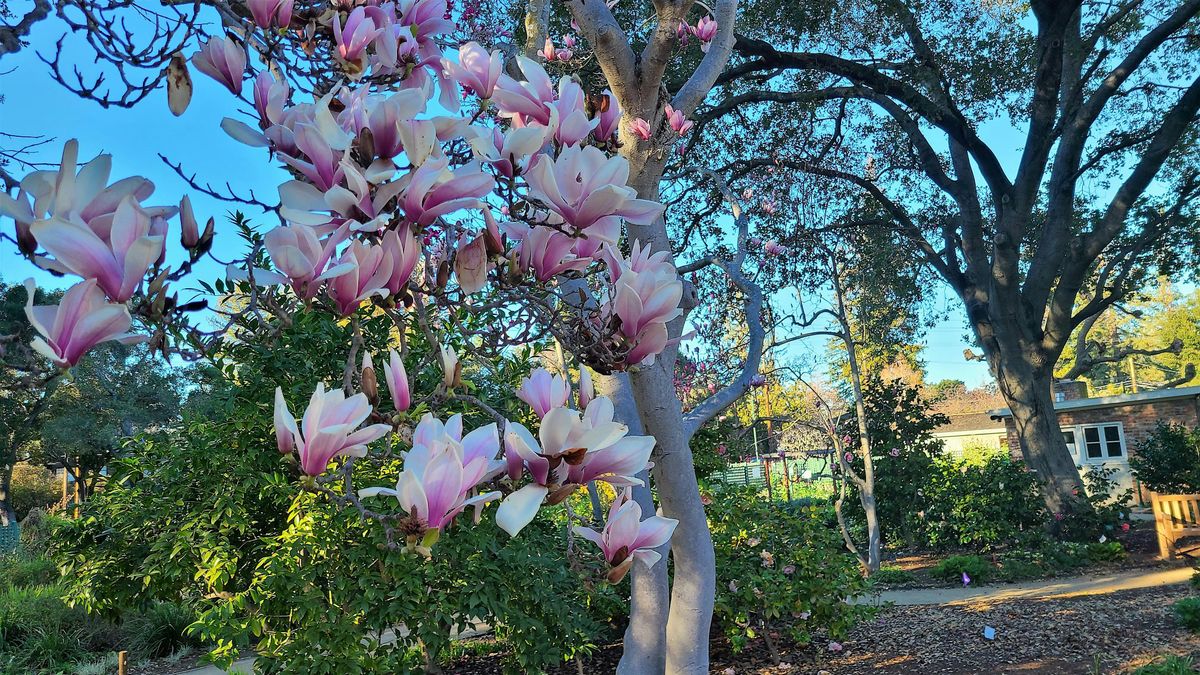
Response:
701,0,1200,516
1058,283,1200,393
37,343,190,502
0,281,61,525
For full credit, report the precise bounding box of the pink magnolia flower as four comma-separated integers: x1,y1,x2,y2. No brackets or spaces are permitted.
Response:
760,198,777,215
664,104,693,136
517,367,570,418
24,278,141,368
252,72,289,127
0,141,164,260
603,241,683,366
327,240,395,315
692,15,717,50
556,48,573,61
592,90,622,143
264,224,352,300
578,366,594,409
246,0,293,29
563,34,577,49
538,37,557,61
359,417,502,540
384,349,411,412
524,145,663,257
630,117,653,140
493,56,556,127
498,399,647,535
675,20,690,45
380,228,421,296
763,239,787,255
549,79,598,146
574,487,678,582
844,451,854,463
442,42,503,103
273,382,391,476
32,196,165,302
333,7,384,62
399,158,493,228
192,36,246,95
469,125,548,178
503,222,590,281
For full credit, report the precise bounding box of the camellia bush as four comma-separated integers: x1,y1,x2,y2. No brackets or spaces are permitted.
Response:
708,486,871,663
1130,423,1200,494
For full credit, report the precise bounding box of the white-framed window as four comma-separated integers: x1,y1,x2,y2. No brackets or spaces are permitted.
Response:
1062,423,1126,463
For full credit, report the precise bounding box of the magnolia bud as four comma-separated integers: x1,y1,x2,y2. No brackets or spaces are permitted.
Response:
361,352,379,403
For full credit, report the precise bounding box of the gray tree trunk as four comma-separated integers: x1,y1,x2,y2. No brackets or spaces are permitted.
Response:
994,360,1083,517
598,373,671,675
619,149,715,675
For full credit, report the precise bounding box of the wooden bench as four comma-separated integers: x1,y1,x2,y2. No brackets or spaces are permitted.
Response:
1151,492,1200,559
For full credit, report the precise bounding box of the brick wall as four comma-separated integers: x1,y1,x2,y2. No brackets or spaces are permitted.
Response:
1003,396,1200,458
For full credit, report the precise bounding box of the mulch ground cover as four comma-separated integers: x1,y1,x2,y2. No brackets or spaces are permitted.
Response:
448,584,1199,674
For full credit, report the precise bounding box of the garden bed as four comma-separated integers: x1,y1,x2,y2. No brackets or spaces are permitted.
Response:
442,584,1198,674
869,523,1176,590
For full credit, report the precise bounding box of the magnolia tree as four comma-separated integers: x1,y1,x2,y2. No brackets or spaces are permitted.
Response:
0,0,759,671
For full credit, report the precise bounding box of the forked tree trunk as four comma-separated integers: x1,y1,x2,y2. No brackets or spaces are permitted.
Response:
616,147,715,675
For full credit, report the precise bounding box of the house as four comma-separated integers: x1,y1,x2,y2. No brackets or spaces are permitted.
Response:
990,382,1200,501
933,411,1009,458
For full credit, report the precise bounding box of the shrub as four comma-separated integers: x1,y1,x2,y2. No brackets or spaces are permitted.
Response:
191,484,613,673
923,455,1046,550
1,552,59,589
1058,465,1134,542
124,601,202,659
708,486,873,655
842,378,947,549
10,463,60,521
17,508,69,558
0,584,121,671
1172,597,1200,632
931,555,993,584
1130,423,1200,494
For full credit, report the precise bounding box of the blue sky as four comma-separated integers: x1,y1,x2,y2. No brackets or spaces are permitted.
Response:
0,19,997,387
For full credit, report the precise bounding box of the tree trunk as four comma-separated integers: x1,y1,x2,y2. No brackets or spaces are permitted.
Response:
995,361,1084,517
619,146,716,675
598,372,670,675
836,260,881,572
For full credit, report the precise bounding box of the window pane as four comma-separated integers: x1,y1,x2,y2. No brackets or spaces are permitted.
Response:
1083,427,1103,459
1104,425,1123,457
1063,431,1075,444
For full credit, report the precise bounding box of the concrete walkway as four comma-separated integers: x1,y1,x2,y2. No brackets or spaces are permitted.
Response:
866,565,1192,607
